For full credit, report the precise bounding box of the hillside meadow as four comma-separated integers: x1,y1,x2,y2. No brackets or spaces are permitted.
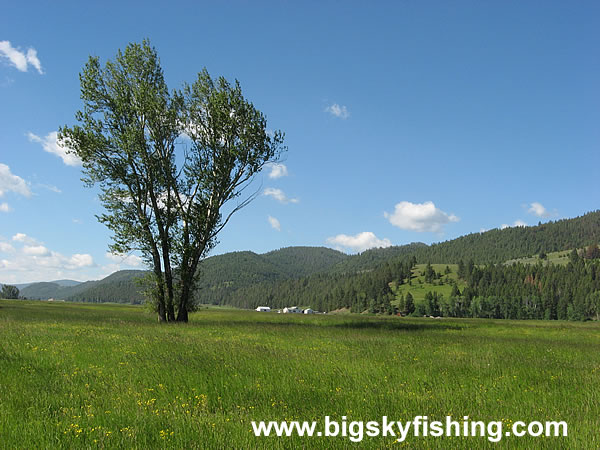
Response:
0,300,599,448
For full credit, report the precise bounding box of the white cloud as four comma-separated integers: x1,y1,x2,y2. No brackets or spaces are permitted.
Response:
23,245,50,256
384,201,459,233
0,163,31,198
0,242,15,253
27,131,81,166
1,233,96,283
325,103,350,119
0,202,11,213
38,184,62,194
500,220,528,230
526,202,556,218
12,233,37,244
267,163,288,179
263,187,298,204
326,231,392,253
0,41,44,74
268,215,281,231
69,254,94,268
105,252,143,267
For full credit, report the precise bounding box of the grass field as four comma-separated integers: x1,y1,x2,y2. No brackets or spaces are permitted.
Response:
504,250,572,267
0,300,599,448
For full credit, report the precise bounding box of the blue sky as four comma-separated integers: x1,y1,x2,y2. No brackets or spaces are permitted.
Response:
1,1,599,283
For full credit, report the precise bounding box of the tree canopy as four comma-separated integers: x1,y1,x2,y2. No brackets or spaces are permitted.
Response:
1,285,19,300
59,40,285,322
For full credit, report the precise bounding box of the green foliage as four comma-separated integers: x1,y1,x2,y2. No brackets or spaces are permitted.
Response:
1,284,19,299
405,292,415,315
585,243,600,260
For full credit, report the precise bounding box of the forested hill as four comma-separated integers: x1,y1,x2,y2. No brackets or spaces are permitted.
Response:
195,211,600,316
408,211,600,264
20,270,148,303
336,210,600,266
19,247,348,302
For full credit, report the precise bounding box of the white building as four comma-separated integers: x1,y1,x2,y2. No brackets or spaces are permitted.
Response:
303,308,314,314
255,306,271,312
283,306,302,314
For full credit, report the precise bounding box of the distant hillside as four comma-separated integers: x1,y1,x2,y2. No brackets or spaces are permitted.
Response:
199,211,600,312
52,279,82,287
262,246,348,277
10,211,600,308
21,270,147,303
7,279,81,291
406,211,600,264
194,247,347,304
327,243,428,274
18,247,347,303
20,282,63,299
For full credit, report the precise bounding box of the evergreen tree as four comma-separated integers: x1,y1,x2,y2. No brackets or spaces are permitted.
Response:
405,292,415,315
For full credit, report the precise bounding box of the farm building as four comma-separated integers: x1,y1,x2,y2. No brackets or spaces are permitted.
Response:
283,306,302,314
255,306,271,312
303,308,314,314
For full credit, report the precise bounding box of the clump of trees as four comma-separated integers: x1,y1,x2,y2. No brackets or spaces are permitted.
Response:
1,285,20,299
60,41,285,322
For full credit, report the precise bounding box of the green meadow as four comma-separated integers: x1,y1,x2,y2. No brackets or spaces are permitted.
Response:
392,263,466,303
0,300,599,448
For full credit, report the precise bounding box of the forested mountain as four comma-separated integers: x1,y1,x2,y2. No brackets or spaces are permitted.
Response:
21,270,147,303
262,246,348,277
366,211,600,265
19,247,347,303
9,211,600,321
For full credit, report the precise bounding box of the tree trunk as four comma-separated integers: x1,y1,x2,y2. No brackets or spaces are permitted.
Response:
158,302,167,322
176,260,198,323
176,307,188,323
167,303,176,322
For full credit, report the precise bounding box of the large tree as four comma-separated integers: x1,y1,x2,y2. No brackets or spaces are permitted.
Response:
59,41,285,322
1,284,19,299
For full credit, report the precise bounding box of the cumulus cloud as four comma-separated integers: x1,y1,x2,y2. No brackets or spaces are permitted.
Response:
1,233,96,283
263,187,298,204
23,245,50,256
268,215,281,231
0,41,43,74
325,103,350,119
27,131,81,166
326,231,392,253
526,202,556,218
12,233,37,244
0,202,11,213
105,252,143,267
266,163,288,179
0,163,31,198
69,254,94,268
1,232,96,283
384,201,459,233
0,242,15,252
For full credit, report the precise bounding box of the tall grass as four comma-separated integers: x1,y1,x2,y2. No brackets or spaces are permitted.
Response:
0,300,598,448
